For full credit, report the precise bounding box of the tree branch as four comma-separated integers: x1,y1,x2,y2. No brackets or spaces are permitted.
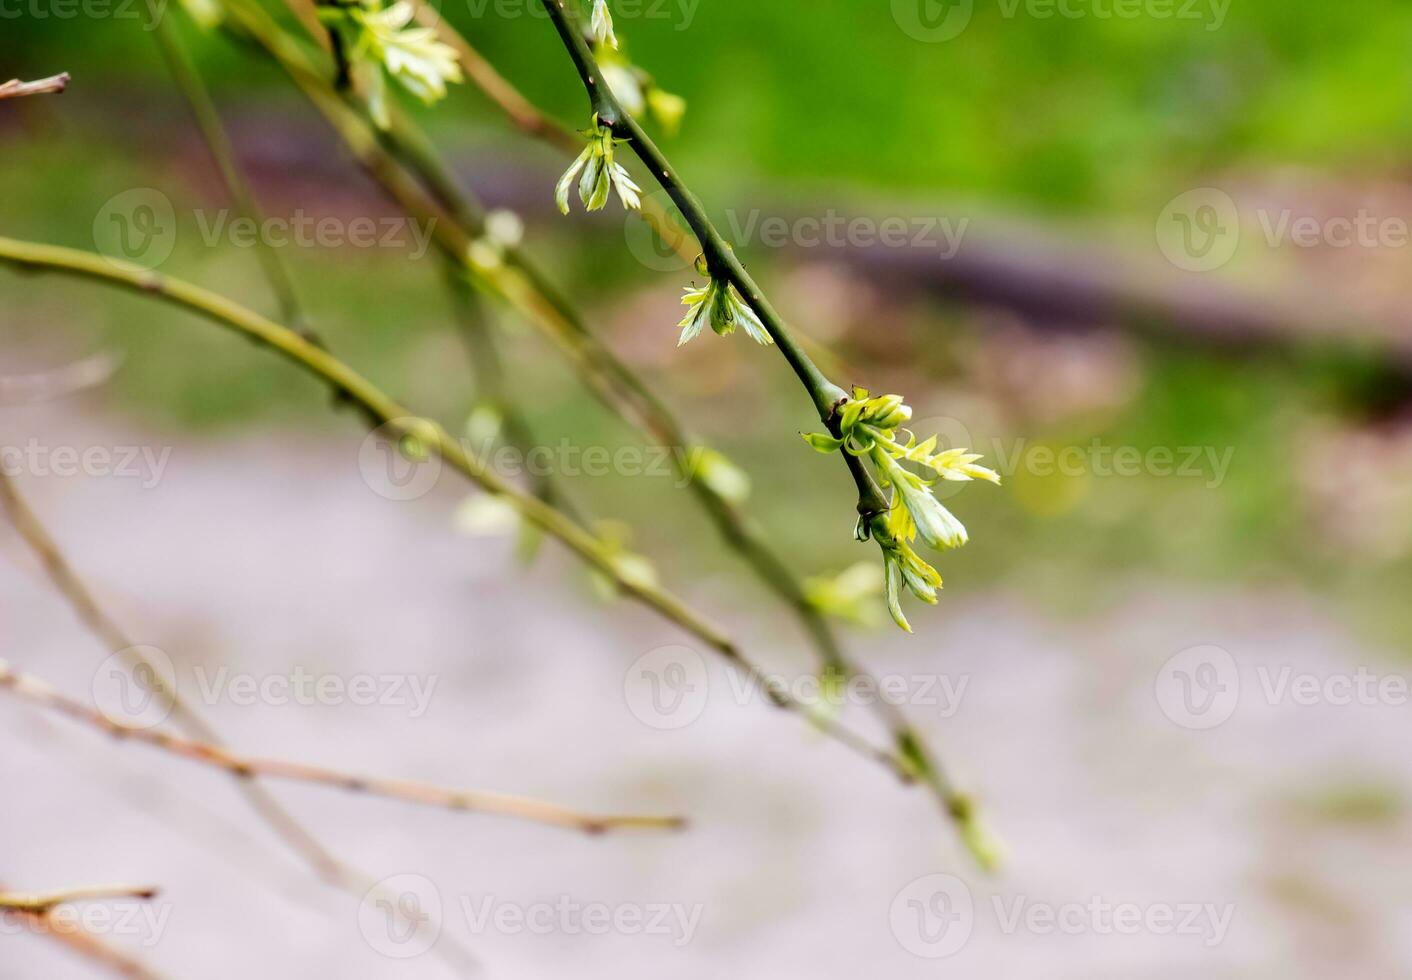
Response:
0,659,682,834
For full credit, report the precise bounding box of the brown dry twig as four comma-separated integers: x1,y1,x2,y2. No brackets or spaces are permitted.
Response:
0,73,71,100
0,885,159,915
0,659,684,835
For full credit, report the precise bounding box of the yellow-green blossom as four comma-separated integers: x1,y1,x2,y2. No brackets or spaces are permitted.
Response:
678,277,773,346
803,389,999,632
320,0,463,129
590,0,617,48
556,124,642,213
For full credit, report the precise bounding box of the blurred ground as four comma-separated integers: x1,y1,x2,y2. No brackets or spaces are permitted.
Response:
2,399,1410,979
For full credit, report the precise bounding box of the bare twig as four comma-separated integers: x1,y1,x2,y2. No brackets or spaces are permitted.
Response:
0,659,684,833
0,878,167,980
0,885,159,914
0,73,70,100
0,469,357,886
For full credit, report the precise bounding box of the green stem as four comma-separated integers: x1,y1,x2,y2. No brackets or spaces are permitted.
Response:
538,0,885,516
151,13,312,340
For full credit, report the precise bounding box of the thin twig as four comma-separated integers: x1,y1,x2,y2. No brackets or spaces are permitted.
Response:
0,73,70,100
0,885,159,914
0,470,359,886
444,266,584,523
151,13,312,338
0,878,167,980
0,659,684,834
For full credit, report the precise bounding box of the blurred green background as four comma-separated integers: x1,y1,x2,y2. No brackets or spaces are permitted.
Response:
5,0,1412,641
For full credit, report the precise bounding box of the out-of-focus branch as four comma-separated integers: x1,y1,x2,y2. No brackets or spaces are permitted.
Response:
0,235,909,782
0,469,356,886
0,878,167,980
151,13,311,337
0,885,159,914
0,73,70,100
0,659,684,834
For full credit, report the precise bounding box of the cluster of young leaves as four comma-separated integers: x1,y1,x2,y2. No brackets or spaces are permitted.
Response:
318,0,463,129
804,390,999,632
555,123,642,213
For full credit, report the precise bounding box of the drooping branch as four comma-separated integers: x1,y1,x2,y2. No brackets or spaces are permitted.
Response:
536,0,997,866
204,0,995,863
537,0,887,521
